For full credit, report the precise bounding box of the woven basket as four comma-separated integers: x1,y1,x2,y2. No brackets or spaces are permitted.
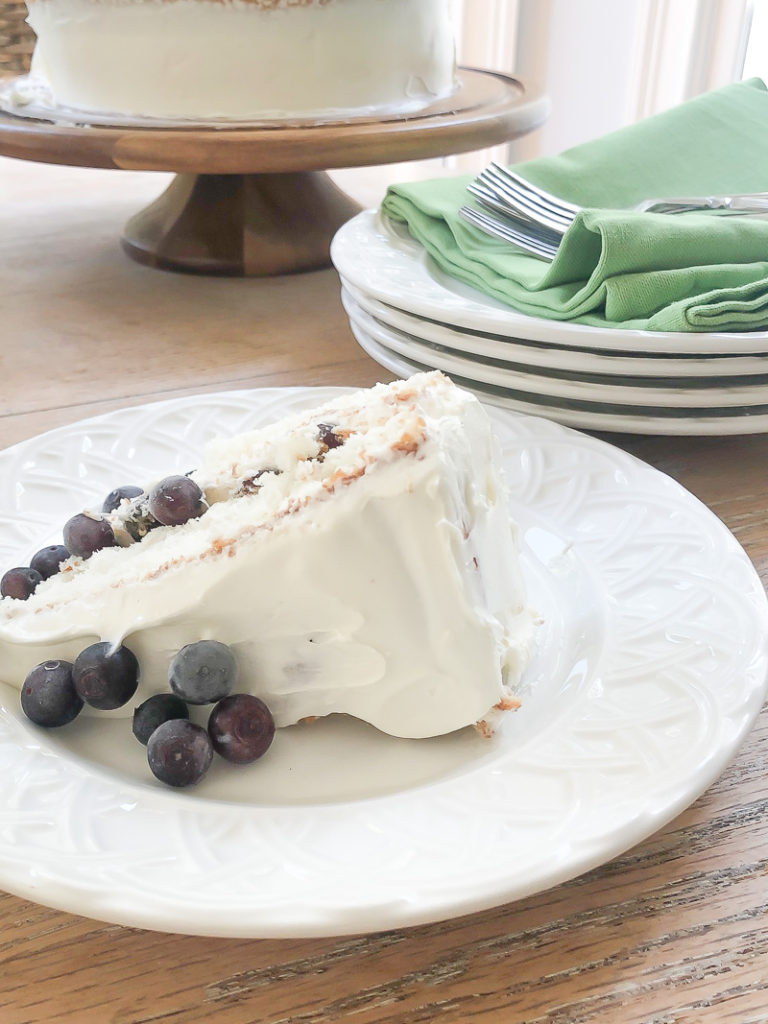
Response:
0,1,34,77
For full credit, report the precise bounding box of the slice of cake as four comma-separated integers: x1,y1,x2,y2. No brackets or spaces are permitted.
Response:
0,373,533,739
20,0,458,122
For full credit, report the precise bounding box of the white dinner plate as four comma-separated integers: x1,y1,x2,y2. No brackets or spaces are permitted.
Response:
0,388,766,937
330,210,768,356
349,322,768,435
342,278,768,380
342,288,768,409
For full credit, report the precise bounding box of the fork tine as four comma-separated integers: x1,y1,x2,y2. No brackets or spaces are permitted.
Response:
468,179,540,223
479,166,575,233
467,182,564,236
476,170,572,235
461,211,558,259
459,206,559,261
489,163,581,217
467,185,565,249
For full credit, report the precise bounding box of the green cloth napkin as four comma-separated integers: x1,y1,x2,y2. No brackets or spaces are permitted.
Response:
381,78,768,333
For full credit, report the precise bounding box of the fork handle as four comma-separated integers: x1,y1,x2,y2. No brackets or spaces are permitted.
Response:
642,194,768,214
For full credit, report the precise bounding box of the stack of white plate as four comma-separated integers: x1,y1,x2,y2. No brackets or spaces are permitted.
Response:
330,209,768,435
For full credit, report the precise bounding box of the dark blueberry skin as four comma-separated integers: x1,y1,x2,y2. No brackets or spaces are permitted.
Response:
0,566,43,600
316,422,345,450
147,719,214,788
21,660,83,727
148,475,206,527
72,641,139,710
132,693,190,745
30,544,71,580
63,513,117,560
208,694,275,765
168,640,237,705
102,485,144,514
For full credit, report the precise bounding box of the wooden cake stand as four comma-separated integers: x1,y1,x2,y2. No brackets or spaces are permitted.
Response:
0,69,548,276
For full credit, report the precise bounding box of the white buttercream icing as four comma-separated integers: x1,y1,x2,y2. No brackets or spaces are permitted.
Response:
0,373,533,738
23,0,458,122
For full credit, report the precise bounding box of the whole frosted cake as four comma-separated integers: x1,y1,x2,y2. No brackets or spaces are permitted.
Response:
0,373,533,739
21,0,458,122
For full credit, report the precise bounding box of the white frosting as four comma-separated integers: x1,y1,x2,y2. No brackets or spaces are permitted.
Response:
0,374,533,738
23,0,458,121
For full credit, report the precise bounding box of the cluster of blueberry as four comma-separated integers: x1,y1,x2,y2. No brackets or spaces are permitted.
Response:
2,438,351,782
0,475,207,602
21,638,275,788
1,420,348,603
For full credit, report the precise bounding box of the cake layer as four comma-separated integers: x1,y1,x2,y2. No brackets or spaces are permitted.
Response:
0,374,533,738
24,0,458,121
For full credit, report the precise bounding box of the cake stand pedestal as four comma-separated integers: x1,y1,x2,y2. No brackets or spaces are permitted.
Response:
0,69,548,276
121,171,364,276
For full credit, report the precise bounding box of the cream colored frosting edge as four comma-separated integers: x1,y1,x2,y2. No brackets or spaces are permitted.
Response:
24,0,458,121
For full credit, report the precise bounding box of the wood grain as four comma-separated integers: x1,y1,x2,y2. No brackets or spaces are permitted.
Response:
0,69,546,276
2,156,768,1024
0,70,548,172
121,171,363,276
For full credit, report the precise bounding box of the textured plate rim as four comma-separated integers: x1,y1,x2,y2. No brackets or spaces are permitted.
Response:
341,288,768,408
350,327,768,436
341,278,768,380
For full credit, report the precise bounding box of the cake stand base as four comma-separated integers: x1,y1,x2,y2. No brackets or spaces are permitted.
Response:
121,171,362,276
0,68,549,277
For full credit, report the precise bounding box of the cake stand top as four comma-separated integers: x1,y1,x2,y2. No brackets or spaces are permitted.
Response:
0,69,548,174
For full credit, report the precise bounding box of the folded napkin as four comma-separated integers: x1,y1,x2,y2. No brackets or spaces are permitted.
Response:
381,78,768,333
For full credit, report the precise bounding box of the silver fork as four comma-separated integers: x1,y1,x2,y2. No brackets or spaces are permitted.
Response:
469,164,579,237
459,205,560,260
475,161,768,233
460,160,768,260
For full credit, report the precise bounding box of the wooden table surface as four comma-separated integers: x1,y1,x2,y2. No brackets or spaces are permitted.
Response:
1,156,768,1024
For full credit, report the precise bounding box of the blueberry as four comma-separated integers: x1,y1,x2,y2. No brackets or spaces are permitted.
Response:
208,694,275,764
63,513,117,560
30,544,71,580
72,641,139,710
169,640,237,705
132,693,189,745
1,566,43,600
147,719,213,788
316,422,345,450
148,476,206,527
21,660,83,727
102,485,144,513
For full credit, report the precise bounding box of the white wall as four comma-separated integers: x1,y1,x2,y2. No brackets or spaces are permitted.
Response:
510,0,650,159
509,0,752,161
743,0,768,78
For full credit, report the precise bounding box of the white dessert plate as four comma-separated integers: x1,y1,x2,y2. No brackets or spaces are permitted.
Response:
330,210,768,356
342,278,768,380
0,388,766,938
350,324,768,436
342,287,768,409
